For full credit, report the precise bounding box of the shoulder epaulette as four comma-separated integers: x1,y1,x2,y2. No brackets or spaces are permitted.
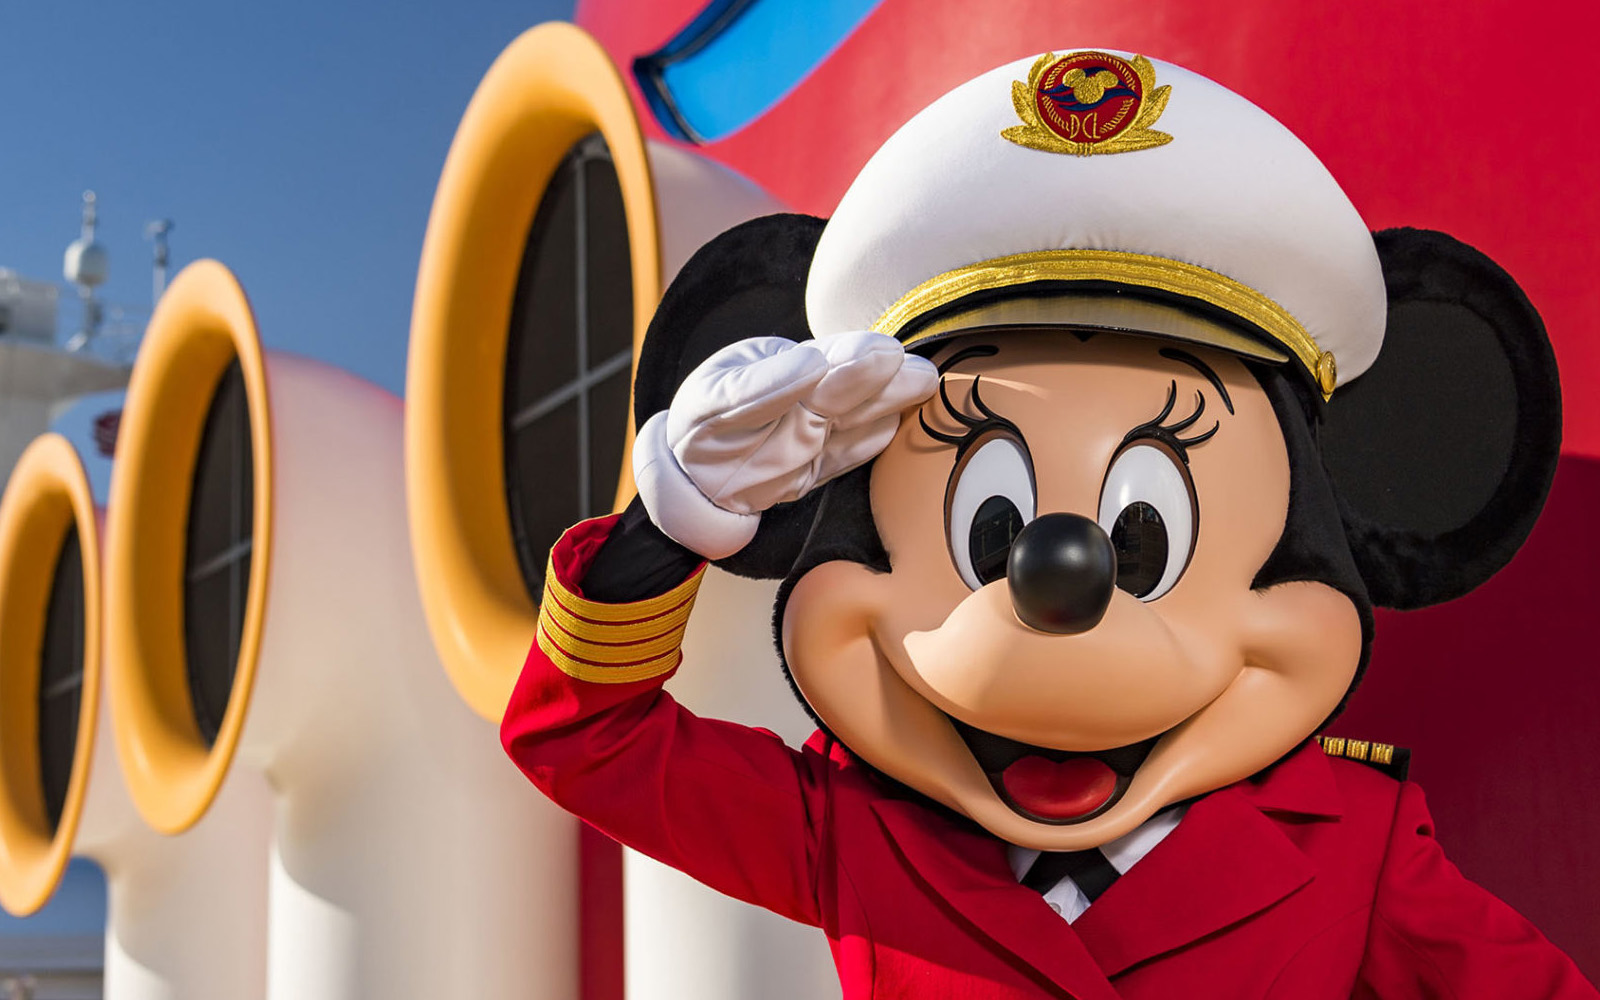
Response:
1315,735,1411,781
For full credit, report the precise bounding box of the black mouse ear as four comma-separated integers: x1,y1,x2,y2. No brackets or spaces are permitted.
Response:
633,212,828,580
633,213,825,424
1319,228,1561,610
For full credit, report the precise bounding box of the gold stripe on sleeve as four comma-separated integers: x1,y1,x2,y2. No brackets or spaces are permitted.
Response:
537,556,706,683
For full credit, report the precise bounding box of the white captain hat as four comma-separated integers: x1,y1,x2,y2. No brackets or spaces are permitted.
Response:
805,49,1387,398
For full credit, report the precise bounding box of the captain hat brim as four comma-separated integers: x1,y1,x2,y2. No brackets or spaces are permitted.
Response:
895,287,1292,367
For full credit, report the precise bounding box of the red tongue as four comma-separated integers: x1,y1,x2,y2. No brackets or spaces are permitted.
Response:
1000,755,1118,820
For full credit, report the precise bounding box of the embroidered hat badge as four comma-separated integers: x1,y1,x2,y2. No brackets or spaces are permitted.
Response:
1002,51,1173,155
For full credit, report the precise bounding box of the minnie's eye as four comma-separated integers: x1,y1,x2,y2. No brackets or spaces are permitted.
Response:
1096,442,1197,600
946,435,1035,591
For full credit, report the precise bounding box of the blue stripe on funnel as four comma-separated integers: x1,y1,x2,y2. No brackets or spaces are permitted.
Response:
634,0,884,143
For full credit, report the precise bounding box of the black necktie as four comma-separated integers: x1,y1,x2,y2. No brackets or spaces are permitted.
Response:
1022,848,1120,903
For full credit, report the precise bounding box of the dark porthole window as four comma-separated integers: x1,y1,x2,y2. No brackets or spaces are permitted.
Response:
37,525,85,834
183,359,254,746
503,132,635,597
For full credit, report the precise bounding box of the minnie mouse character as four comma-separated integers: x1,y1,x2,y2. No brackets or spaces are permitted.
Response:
502,50,1595,997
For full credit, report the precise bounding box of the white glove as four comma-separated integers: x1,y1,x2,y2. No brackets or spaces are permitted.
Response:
633,331,939,558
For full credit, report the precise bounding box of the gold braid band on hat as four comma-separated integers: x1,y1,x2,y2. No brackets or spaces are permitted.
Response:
870,249,1339,398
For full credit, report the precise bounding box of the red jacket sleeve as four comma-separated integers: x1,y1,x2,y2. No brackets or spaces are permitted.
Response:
500,516,826,927
1354,781,1597,999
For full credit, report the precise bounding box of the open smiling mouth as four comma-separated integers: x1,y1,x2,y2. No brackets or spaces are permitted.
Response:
949,718,1161,824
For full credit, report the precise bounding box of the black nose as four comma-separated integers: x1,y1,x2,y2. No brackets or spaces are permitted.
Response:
1006,513,1118,634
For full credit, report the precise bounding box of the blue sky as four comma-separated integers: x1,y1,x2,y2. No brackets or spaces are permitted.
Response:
0,0,577,933
1,0,577,398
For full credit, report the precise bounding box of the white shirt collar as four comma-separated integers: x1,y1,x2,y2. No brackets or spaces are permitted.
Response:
1006,805,1187,923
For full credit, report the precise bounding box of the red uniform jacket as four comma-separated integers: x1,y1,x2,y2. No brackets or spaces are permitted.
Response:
502,517,1596,999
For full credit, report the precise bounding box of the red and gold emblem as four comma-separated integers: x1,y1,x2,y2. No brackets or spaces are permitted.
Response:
1002,51,1173,155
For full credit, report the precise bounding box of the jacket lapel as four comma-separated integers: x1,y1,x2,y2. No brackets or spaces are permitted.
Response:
1070,742,1342,977
871,797,1124,1000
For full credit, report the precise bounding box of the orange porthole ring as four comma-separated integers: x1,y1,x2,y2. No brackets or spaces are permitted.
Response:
104,260,273,835
0,435,102,915
407,22,661,723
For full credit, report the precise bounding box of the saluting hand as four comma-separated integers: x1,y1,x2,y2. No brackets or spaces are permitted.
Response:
633,331,938,559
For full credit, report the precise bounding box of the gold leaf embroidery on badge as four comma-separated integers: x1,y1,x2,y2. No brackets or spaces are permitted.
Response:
1002,51,1174,156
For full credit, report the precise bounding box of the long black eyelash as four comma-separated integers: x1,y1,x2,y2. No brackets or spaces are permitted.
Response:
1123,379,1221,460
1178,419,1219,449
1167,388,1206,435
1149,379,1178,426
939,376,983,429
968,376,1004,422
918,375,1020,451
918,384,965,445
